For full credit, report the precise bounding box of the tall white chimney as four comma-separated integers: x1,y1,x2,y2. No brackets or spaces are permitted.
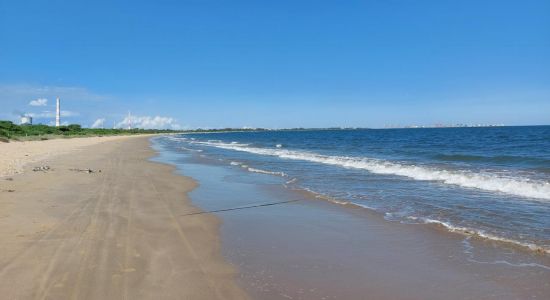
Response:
55,97,60,127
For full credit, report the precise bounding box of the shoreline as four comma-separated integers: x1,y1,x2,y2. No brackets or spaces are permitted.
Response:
0,136,248,299
296,188,550,256
172,131,550,257
152,135,550,299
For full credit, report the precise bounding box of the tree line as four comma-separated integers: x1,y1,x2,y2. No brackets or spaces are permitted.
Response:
0,120,181,141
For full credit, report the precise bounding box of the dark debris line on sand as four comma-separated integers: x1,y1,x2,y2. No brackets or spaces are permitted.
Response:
179,199,302,217
31,166,102,174
69,168,102,174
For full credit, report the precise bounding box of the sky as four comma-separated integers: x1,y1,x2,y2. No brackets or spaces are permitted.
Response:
1,0,549,129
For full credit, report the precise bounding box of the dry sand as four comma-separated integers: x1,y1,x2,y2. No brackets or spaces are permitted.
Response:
0,136,145,178
0,136,248,299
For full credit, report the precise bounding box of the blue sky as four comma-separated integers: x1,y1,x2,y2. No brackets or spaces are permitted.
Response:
1,0,549,129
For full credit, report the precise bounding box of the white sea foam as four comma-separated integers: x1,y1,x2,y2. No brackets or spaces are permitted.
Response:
188,140,550,201
461,238,550,270
408,216,550,254
247,167,286,177
285,178,298,184
180,146,202,152
167,136,188,141
299,183,550,255
230,161,242,166
276,144,283,148
354,203,377,210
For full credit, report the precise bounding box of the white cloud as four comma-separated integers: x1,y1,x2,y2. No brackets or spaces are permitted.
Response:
29,98,48,106
91,118,105,128
116,115,181,130
1,83,113,123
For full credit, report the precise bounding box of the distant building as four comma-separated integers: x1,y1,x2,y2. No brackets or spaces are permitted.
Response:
20,115,32,125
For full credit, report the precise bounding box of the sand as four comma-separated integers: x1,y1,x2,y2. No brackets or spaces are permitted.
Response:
0,136,148,178
170,145,550,300
0,136,248,299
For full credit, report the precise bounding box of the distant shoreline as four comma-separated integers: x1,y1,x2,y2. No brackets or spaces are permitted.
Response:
177,124,549,134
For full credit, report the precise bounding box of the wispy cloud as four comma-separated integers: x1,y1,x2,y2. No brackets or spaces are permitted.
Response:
116,115,181,129
27,110,80,118
0,84,110,102
91,118,106,128
29,98,48,106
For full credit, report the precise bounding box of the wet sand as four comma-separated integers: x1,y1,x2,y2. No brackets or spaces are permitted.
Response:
0,137,248,299
152,141,550,300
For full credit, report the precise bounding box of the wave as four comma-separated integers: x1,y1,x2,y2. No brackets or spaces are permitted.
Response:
433,153,549,165
246,167,287,177
189,141,550,201
300,187,360,207
462,238,550,270
285,178,298,184
180,146,203,152
166,136,188,142
295,187,550,255
408,216,550,255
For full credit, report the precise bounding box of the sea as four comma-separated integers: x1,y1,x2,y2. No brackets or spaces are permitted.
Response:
161,126,550,256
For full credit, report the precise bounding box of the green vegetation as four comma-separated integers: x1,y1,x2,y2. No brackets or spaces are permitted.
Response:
0,120,181,141
0,120,369,142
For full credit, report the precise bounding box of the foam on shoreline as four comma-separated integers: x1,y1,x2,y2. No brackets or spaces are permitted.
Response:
172,137,550,256
294,187,550,256
190,140,550,201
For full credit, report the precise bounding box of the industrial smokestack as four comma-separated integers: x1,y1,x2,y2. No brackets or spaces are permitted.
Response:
55,97,60,127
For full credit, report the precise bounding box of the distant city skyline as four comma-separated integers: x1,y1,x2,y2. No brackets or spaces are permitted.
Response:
1,0,549,129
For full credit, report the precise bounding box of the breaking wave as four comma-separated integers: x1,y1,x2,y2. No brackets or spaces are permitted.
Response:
189,141,550,201
293,186,550,255
407,216,550,254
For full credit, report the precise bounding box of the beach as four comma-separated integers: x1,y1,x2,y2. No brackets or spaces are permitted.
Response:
1,132,549,300
154,130,550,299
0,135,142,178
0,136,247,299
3,0,547,297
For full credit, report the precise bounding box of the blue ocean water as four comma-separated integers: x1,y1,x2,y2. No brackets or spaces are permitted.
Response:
163,126,550,253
